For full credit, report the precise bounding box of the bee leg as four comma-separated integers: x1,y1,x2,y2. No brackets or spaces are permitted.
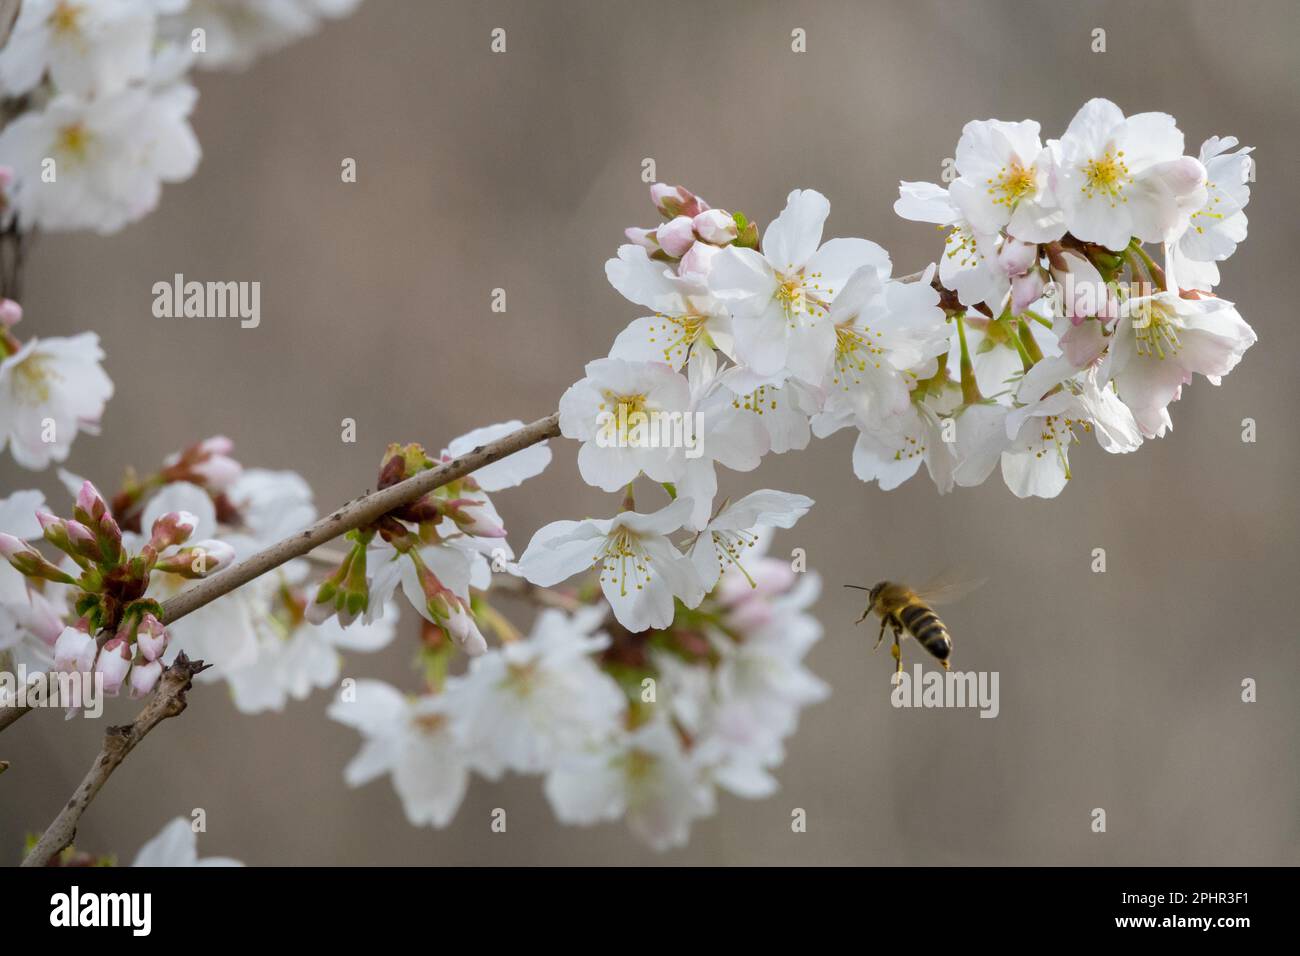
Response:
891,629,903,676
855,607,872,626
871,617,887,650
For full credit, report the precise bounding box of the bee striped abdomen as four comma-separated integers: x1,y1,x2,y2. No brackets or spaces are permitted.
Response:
898,602,952,662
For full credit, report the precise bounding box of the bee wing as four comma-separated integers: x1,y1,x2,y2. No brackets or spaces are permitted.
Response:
914,570,985,606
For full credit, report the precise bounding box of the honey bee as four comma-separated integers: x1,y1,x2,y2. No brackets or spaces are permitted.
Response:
844,577,981,675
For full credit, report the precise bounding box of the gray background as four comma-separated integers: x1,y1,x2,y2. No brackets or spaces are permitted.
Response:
2,0,1298,865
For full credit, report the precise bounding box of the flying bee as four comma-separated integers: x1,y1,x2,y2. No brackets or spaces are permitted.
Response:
844,577,982,675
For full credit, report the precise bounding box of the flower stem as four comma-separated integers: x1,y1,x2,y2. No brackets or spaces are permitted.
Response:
954,313,982,405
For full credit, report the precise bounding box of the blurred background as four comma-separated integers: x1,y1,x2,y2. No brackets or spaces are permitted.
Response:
3,0,1298,865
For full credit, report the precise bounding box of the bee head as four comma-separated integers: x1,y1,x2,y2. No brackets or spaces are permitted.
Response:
868,581,887,612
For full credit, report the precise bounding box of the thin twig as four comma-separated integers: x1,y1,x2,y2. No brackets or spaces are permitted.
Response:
160,413,561,625
15,414,563,862
2,412,560,736
1,414,559,739
20,653,209,867
0,676,41,734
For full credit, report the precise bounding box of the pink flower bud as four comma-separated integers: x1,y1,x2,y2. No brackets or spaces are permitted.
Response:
76,480,108,521
54,626,97,673
996,238,1039,278
692,209,737,244
1051,250,1114,325
444,498,507,538
656,215,696,258
149,510,199,551
0,298,21,328
191,454,242,491
0,532,26,561
129,660,163,699
726,595,775,632
26,592,65,645
678,241,721,279
66,519,97,553
95,639,133,695
304,596,335,625
1010,269,1046,316
36,510,61,534
650,183,707,219
446,602,488,656
719,559,794,606
624,226,659,251
1160,156,1208,196
98,511,123,550
136,613,168,662
154,538,235,578
198,435,234,457
0,533,75,583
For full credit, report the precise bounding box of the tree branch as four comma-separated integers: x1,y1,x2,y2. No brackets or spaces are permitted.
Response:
1,412,559,738
158,412,560,624
20,653,209,867
12,413,562,862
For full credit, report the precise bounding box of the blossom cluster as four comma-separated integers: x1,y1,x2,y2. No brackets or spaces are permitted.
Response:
1,436,394,713
0,0,358,233
531,95,1256,547
330,530,826,850
0,0,365,472
895,99,1256,494
0,476,235,702
0,91,1261,856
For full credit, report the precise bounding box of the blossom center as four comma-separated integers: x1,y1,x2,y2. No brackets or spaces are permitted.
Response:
831,324,885,388
12,354,55,404
986,160,1036,209
1131,300,1182,359
50,2,83,35
1081,149,1131,205
504,661,539,697
731,384,778,417
775,271,831,326
413,712,447,735
621,748,657,783
1032,414,1087,479
55,123,93,164
645,313,706,365
595,528,652,598
1190,185,1226,235
944,227,983,270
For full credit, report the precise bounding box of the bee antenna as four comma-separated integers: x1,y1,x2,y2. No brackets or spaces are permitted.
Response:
842,584,870,591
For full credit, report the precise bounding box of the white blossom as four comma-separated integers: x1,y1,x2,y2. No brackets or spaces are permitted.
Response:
686,489,812,591
518,497,704,632
132,817,244,867
0,0,157,98
444,606,625,777
328,678,471,829
164,0,363,72
544,718,714,852
0,84,199,234
708,188,890,383
1053,98,1206,251
0,332,113,469
558,357,692,493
